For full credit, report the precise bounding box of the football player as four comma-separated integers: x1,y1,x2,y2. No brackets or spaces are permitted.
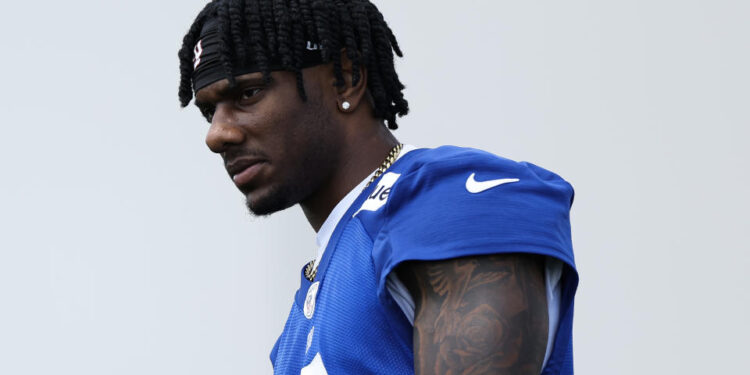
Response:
177,1,578,374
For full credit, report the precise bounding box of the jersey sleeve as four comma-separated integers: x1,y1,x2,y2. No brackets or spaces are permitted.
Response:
366,148,576,305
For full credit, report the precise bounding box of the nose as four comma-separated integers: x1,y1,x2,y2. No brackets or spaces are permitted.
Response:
205,103,245,153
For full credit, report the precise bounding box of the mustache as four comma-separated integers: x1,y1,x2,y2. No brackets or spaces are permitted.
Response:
223,148,268,167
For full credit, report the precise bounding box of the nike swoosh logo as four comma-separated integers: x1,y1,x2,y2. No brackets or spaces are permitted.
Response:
465,173,520,193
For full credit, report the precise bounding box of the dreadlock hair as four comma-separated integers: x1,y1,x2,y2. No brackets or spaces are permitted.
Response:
178,0,409,129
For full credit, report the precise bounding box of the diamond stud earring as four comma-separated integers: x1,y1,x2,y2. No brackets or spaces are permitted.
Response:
342,101,351,111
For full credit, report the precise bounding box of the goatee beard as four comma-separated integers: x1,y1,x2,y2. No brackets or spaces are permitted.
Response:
244,183,299,217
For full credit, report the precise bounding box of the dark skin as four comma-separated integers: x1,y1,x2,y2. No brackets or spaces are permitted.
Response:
194,56,549,373
397,255,549,374
195,54,397,230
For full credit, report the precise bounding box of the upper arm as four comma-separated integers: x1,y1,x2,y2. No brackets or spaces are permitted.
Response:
354,148,574,371
397,253,549,375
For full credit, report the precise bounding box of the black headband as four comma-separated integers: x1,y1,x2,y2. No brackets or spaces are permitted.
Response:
191,18,326,93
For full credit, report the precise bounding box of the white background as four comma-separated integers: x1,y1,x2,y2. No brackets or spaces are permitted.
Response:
1,1,747,374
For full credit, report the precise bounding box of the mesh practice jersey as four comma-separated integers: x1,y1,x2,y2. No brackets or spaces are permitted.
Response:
270,146,579,374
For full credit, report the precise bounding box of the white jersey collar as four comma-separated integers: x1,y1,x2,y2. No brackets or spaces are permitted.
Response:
314,145,416,266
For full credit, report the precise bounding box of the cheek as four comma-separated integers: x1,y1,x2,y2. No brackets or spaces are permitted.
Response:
250,80,337,166
281,102,334,148
249,107,315,176
237,101,293,150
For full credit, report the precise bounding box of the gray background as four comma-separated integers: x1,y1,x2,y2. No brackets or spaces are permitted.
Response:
1,0,747,374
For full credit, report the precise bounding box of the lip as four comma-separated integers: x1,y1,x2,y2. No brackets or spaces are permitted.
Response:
226,157,267,188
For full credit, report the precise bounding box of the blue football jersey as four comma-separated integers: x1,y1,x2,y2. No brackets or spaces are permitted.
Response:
270,146,578,374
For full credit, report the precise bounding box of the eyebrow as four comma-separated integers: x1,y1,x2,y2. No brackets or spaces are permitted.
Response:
194,74,269,107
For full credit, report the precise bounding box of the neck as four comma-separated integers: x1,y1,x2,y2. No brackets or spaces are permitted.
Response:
300,120,398,232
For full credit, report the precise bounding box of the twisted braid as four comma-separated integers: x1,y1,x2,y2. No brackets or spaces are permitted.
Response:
310,0,333,62
216,1,236,86
178,0,409,129
272,0,293,69
245,0,272,83
177,2,219,107
334,0,361,86
288,0,308,100
297,0,317,43
259,0,277,55
228,0,247,61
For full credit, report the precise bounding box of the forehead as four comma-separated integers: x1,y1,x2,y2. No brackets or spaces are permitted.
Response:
194,72,266,105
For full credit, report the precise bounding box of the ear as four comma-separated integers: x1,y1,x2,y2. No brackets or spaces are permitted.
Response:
335,49,368,113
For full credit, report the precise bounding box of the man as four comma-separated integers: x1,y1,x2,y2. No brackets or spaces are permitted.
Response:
177,1,578,374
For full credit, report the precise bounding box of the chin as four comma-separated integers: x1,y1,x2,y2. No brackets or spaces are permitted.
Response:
244,183,299,217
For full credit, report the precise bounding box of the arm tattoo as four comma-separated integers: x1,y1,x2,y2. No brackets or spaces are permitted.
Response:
398,254,548,375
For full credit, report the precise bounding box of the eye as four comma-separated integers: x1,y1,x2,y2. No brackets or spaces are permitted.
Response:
200,105,215,123
241,87,263,101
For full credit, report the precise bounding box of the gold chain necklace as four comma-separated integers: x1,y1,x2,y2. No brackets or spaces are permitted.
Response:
365,143,403,189
304,143,403,282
